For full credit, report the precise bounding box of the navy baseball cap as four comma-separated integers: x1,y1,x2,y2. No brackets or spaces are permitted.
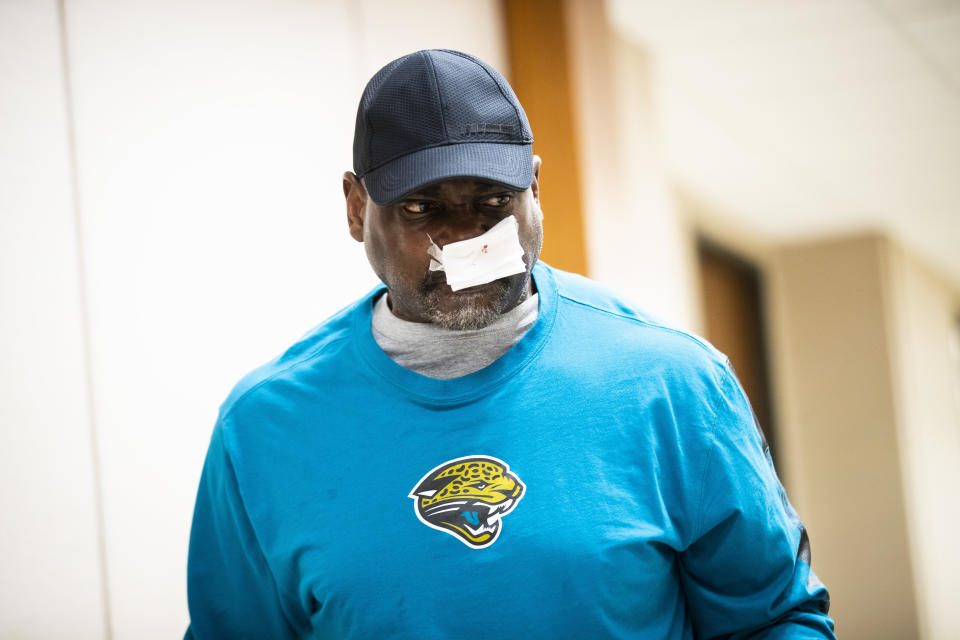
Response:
352,49,534,206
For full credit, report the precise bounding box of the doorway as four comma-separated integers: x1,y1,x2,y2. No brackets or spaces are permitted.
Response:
697,238,778,464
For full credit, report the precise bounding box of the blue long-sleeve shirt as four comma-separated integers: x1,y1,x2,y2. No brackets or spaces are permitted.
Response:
185,262,834,638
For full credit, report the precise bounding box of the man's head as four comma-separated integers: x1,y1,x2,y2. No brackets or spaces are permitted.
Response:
343,49,543,330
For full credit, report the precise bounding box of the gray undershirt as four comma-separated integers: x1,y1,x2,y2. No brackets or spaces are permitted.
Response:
371,292,540,379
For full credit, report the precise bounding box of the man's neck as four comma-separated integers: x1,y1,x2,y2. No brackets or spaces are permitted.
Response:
371,290,540,379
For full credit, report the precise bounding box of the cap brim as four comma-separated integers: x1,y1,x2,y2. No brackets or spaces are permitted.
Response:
362,142,533,206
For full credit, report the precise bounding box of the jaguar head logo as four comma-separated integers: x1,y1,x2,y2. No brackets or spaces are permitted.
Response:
409,456,525,549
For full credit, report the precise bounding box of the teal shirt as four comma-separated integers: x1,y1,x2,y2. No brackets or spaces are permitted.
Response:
185,262,834,639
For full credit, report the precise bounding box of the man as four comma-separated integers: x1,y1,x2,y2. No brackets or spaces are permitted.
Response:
185,49,834,638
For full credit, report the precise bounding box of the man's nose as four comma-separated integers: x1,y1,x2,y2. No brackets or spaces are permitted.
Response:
436,209,493,246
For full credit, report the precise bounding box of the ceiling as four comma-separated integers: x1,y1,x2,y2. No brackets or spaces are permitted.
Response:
608,0,960,285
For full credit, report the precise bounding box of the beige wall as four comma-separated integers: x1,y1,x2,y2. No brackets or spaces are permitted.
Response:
564,0,697,330
887,244,960,639
768,232,960,638
773,233,920,637
692,206,960,639
565,3,960,634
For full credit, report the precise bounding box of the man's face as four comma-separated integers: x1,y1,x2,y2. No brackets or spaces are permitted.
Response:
344,157,543,330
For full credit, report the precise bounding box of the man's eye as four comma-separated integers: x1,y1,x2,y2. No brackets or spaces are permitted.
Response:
402,201,436,214
480,194,512,207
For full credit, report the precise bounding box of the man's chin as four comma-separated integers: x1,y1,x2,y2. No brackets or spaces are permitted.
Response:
424,279,513,330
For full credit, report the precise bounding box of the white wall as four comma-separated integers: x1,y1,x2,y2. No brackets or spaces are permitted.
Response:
63,2,362,635
0,1,107,637
1,1,507,637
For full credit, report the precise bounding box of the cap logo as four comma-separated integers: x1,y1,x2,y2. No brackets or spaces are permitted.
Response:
461,123,515,136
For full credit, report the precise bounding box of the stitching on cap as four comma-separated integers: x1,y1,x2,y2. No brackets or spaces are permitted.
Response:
422,51,449,140
366,98,373,173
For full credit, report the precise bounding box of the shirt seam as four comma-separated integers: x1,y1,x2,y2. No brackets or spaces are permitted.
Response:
355,318,552,405
355,271,557,405
693,361,733,540
220,335,352,423
557,293,718,356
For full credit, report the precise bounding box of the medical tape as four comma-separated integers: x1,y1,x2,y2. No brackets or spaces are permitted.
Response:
426,216,526,291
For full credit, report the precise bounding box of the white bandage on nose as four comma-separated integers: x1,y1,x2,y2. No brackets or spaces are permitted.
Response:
427,216,527,291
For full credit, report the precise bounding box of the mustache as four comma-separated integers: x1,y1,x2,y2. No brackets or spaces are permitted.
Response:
420,272,516,294
420,271,449,292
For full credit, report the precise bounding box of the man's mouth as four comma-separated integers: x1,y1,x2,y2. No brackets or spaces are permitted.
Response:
423,275,509,294
449,282,495,293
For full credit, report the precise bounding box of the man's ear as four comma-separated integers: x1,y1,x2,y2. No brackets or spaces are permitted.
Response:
530,155,542,204
343,172,367,243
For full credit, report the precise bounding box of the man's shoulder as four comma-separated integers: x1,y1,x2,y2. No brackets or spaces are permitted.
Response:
549,266,664,323
217,286,382,421
545,265,727,378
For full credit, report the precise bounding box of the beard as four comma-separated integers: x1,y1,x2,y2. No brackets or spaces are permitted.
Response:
421,278,514,330
390,269,530,331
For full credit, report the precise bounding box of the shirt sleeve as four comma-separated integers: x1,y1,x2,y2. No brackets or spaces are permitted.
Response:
679,363,835,639
185,419,300,640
